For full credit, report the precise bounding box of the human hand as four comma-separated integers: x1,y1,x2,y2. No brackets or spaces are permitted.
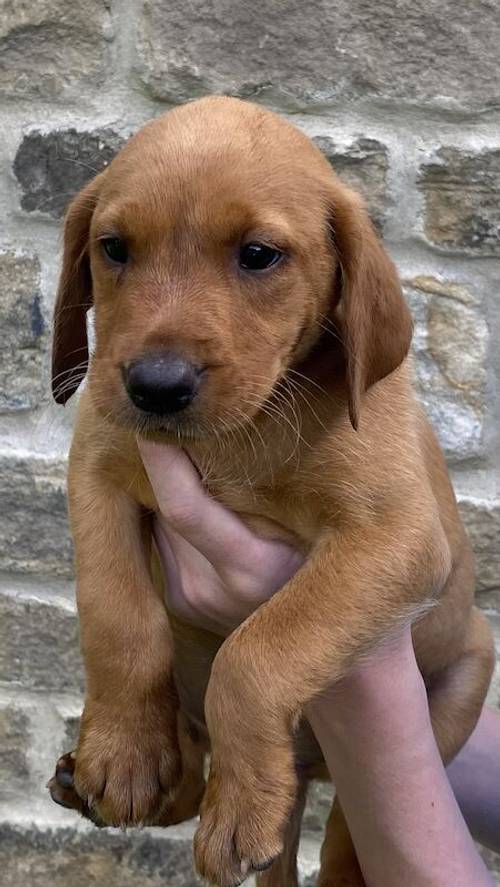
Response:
138,440,304,634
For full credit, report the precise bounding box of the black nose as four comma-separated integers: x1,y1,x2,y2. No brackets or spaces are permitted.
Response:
123,353,202,415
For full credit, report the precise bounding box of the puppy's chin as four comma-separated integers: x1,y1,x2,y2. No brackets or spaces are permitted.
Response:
127,410,209,442
95,389,271,443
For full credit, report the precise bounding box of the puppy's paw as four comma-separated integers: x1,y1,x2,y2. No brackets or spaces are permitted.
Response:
48,752,105,826
68,700,181,828
194,757,295,887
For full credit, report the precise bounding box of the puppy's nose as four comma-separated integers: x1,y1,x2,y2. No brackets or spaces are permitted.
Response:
124,353,202,415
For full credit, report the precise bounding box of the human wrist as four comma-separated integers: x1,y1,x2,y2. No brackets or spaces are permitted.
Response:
305,625,426,743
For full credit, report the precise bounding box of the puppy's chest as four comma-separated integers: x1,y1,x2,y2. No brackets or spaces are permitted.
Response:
187,449,321,549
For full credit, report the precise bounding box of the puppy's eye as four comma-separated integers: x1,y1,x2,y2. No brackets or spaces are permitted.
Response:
101,237,128,265
239,242,283,271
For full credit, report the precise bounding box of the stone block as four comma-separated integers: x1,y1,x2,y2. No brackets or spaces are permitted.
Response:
458,496,500,593
405,276,488,461
0,455,72,577
0,252,46,413
14,128,125,219
0,822,202,887
419,148,500,255
0,704,30,793
134,0,500,111
0,584,83,693
313,137,389,231
0,0,114,101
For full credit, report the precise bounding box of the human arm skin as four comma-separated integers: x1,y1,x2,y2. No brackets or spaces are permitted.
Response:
447,704,500,852
139,440,498,885
305,628,495,887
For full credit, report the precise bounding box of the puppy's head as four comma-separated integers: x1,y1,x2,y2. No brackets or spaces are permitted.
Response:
52,96,412,435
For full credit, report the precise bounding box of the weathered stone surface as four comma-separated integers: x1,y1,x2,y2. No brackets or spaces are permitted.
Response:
135,0,500,110
419,149,500,255
458,497,500,593
0,252,46,413
0,455,72,577
405,277,488,461
14,128,125,219
0,704,30,791
0,587,83,692
313,137,389,231
481,847,500,884
484,613,500,709
0,0,114,101
62,713,81,753
302,780,333,834
0,822,202,887
478,588,500,612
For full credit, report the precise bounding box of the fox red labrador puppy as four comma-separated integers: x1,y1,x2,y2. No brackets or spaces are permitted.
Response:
48,96,494,887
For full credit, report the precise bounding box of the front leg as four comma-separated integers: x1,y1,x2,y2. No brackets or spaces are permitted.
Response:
194,516,449,885
53,455,181,827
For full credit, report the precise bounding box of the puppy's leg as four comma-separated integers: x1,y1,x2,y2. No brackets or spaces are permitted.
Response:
56,464,181,827
316,798,364,887
425,607,494,765
255,776,308,887
194,519,447,886
158,712,206,825
49,710,205,827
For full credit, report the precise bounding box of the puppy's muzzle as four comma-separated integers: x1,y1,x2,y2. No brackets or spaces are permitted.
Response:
123,352,203,415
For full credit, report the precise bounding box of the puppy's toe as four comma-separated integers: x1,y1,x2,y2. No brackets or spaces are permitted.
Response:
48,751,105,827
55,752,76,788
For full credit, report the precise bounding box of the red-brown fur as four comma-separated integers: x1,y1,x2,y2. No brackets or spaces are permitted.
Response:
49,97,494,887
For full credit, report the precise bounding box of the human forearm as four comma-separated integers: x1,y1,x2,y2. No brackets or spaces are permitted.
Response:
306,630,494,887
446,706,500,852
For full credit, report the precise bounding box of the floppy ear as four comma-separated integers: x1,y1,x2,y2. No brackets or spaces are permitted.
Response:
52,175,104,404
330,189,413,430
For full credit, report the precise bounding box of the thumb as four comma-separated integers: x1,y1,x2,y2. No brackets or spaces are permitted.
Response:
137,438,260,566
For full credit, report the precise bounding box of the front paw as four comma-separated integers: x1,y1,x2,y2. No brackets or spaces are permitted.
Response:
48,751,106,826
58,699,181,827
194,751,296,887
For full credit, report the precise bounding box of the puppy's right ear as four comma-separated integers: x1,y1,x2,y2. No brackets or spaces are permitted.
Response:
52,174,104,404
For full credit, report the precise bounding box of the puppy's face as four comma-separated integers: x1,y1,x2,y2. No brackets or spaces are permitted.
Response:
53,97,412,434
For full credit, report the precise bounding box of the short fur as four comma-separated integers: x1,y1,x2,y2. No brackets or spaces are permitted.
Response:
48,97,494,887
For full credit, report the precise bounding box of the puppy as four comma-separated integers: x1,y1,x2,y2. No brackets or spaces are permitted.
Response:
48,96,494,887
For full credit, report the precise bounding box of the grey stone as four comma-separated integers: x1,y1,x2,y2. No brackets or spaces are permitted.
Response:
458,497,500,593
481,848,500,885
14,128,126,219
0,455,72,577
0,704,30,792
484,613,500,709
0,822,202,887
313,137,389,231
478,589,500,612
0,588,83,692
302,780,333,834
0,252,47,413
62,713,81,754
418,149,500,255
404,277,488,462
134,0,500,111
0,0,114,101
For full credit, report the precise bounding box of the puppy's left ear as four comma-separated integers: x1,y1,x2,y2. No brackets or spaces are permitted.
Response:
330,189,413,429
52,174,105,404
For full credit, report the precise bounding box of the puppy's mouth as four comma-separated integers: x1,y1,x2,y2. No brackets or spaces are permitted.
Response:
133,410,209,442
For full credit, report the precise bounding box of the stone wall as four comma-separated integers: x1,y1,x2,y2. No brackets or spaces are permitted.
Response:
0,1,499,883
